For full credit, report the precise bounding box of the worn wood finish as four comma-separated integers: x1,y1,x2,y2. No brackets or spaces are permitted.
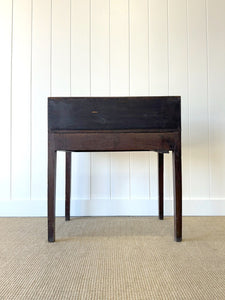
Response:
65,152,71,221
48,97,181,131
48,96,182,242
52,131,179,152
158,153,164,220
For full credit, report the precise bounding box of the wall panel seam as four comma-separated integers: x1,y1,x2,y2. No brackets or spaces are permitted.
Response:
166,0,169,95
30,0,33,201
89,0,92,95
186,0,191,199
109,0,112,202
148,0,151,201
128,0,131,201
205,0,211,200
10,0,14,201
109,0,111,96
89,0,92,201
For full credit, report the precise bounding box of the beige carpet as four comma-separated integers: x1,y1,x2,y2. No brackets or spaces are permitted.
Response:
0,217,225,299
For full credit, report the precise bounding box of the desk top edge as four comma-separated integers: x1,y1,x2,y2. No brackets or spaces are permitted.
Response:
48,96,181,101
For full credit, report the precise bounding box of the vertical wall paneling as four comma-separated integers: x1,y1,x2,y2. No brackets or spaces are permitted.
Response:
71,0,90,96
130,0,150,202
71,0,91,204
130,0,149,95
110,0,129,95
91,0,110,96
1,0,225,216
31,0,51,201
11,0,32,201
208,0,225,198
110,0,129,206
168,0,190,202
130,152,150,201
0,0,12,200
149,0,168,95
188,0,209,199
149,0,170,205
90,0,110,204
51,0,71,203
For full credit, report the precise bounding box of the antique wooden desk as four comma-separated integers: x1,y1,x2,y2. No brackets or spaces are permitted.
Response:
48,97,182,242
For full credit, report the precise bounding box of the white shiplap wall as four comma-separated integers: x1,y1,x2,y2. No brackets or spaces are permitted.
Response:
0,0,225,216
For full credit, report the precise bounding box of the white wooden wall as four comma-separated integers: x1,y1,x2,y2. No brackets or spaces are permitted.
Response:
0,0,225,216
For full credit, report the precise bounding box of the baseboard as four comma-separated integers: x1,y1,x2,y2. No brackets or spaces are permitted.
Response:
1,198,225,217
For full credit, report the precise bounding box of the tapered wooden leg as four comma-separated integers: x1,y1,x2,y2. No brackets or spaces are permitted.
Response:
158,153,164,220
48,146,57,242
65,152,71,221
172,145,182,242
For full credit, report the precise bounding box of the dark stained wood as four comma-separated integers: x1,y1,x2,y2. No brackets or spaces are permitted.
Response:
173,138,182,242
48,97,181,131
52,131,179,152
48,134,57,242
158,153,164,220
47,96,182,242
65,152,71,221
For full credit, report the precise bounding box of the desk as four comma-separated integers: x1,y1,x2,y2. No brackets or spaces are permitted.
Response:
48,97,182,242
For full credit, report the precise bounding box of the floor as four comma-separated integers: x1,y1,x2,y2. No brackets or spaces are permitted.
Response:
0,216,225,299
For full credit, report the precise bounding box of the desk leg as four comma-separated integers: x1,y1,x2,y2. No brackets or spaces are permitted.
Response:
158,153,164,220
65,152,71,221
173,146,182,242
48,148,57,242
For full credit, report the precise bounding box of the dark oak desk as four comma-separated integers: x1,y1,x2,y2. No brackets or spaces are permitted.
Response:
48,97,182,242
